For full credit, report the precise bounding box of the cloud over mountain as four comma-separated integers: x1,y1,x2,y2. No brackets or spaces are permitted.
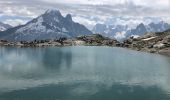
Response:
0,0,170,28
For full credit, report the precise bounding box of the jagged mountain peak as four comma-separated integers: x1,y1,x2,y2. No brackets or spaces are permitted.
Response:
92,21,170,41
45,9,61,15
65,14,72,21
158,20,166,24
42,9,63,19
138,23,145,27
0,10,92,41
41,10,73,23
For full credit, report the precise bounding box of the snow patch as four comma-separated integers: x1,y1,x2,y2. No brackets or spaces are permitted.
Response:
0,26,6,31
131,35,140,39
142,37,156,41
153,43,165,48
62,28,69,33
54,17,59,23
16,16,47,33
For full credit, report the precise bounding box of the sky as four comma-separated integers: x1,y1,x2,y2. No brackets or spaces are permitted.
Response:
0,0,170,29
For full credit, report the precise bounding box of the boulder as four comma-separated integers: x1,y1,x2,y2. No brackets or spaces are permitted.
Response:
153,43,165,49
163,35,170,43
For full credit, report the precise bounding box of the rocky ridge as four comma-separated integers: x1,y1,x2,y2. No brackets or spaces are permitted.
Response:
121,29,170,55
0,34,119,47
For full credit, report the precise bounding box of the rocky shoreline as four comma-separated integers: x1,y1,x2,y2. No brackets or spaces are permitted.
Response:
120,29,170,56
0,32,170,56
0,34,119,47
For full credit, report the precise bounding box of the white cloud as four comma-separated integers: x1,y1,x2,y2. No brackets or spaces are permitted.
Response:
73,16,97,30
164,17,170,23
0,6,38,18
3,19,28,26
0,0,170,28
41,0,170,7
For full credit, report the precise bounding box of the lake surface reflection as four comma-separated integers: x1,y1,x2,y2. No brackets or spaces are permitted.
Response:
0,46,170,100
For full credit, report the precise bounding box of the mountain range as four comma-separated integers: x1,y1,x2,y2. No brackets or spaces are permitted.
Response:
0,10,170,42
0,10,92,41
92,21,170,40
0,22,12,31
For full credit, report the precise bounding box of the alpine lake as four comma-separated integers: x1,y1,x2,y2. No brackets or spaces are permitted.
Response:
0,46,170,100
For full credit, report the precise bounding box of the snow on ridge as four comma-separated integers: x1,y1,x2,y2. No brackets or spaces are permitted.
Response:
0,27,6,31
16,16,47,34
54,17,59,23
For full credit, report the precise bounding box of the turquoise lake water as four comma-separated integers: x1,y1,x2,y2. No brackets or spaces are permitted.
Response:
0,46,170,100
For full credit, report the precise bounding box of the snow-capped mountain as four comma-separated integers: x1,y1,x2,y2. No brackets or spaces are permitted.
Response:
93,24,129,36
93,21,170,40
126,23,147,36
92,24,129,40
0,22,12,31
0,10,92,41
147,21,170,32
126,21,170,38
